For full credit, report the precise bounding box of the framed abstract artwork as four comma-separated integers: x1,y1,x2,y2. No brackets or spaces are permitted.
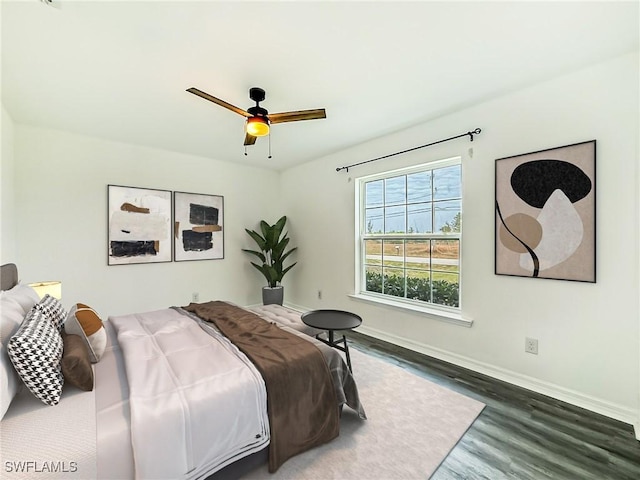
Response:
107,185,172,265
173,191,224,261
495,140,596,282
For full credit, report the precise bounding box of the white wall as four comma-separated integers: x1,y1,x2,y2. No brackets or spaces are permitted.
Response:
1,106,17,264
281,52,640,427
3,52,638,433
11,126,281,316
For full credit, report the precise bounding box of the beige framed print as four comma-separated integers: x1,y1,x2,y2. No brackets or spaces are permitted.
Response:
495,140,596,282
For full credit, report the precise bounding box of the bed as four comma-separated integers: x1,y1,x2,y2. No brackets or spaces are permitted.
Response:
0,263,366,479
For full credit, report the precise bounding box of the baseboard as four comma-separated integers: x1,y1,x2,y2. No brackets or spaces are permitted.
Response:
358,324,639,431
282,302,307,313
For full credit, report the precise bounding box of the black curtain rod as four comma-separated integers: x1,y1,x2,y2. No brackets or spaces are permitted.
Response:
336,128,482,173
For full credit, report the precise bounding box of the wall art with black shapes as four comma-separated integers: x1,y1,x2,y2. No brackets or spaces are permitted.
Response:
173,192,224,261
495,140,596,282
108,185,172,265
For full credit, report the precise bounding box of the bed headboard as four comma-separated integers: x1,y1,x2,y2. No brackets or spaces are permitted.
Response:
1,263,18,291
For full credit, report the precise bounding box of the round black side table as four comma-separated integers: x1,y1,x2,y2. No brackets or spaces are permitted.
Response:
301,309,362,372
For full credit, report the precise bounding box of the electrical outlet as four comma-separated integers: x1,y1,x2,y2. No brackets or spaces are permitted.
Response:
525,337,538,355
192,292,200,302
317,290,322,300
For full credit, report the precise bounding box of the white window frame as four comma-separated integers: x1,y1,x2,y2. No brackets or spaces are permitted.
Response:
351,156,472,327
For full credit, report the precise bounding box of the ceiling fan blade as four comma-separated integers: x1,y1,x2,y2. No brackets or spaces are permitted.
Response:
244,133,257,146
186,87,251,118
268,109,326,124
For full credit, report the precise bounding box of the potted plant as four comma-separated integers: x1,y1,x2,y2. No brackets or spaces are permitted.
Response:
242,216,297,305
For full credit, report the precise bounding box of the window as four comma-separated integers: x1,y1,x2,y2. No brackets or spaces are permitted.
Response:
356,157,461,311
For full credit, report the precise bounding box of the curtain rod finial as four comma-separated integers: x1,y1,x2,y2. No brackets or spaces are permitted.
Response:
469,128,482,142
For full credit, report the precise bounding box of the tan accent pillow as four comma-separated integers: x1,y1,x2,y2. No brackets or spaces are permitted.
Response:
64,303,107,363
61,333,94,391
75,303,103,335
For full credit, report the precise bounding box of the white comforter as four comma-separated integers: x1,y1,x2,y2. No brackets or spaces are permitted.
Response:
109,308,269,480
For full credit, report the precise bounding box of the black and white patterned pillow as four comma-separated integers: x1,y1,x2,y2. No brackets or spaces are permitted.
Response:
7,307,64,406
35,294,67,331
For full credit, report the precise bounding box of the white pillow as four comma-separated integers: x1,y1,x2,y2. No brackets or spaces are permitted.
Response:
0,343,21,419
1,296,26,342
0,284,40,316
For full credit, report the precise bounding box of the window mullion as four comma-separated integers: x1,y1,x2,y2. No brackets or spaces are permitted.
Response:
363,234,460,241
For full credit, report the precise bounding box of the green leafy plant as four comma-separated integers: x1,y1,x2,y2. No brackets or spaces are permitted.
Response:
242,216,297,288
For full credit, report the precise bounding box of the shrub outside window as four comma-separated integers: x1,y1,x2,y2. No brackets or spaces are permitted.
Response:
357,158,461,309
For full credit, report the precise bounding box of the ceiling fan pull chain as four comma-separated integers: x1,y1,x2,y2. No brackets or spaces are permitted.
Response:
268,132,272,159
244,145,248,156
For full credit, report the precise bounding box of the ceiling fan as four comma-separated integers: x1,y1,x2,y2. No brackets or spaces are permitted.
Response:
186,87,326,146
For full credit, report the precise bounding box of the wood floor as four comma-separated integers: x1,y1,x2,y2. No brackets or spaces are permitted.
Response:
347,331,640,480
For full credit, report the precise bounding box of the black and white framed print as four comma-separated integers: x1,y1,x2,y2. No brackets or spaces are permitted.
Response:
107,185,172,265
173,191,224,261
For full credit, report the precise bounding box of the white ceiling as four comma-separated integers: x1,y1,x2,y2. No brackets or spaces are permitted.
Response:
2,1,638,171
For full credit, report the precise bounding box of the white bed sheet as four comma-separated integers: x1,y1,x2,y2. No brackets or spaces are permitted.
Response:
1,381,97,479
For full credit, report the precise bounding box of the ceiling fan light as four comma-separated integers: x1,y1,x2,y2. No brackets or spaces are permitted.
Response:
246,116,270,137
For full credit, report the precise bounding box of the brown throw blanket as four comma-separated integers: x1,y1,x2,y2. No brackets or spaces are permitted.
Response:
184,301,339,473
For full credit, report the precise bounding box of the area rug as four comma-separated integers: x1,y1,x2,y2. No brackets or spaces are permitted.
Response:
242,347,485,479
